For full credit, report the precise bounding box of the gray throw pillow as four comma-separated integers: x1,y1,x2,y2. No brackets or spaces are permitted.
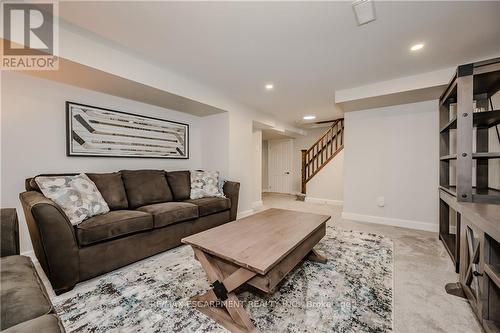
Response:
190,171,225,199
35,173,110,225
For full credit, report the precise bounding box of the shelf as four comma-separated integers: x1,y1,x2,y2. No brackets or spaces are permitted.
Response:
440,110,500,132
440,185,458,197
475,110,500,128
439,186,500,204
484,320,500,333
485,264,500,288
474,152,500,159
474,70,500,97
440,154,456,161
439,152,500,160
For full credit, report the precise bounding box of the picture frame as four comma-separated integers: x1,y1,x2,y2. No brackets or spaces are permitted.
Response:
66,101,189,159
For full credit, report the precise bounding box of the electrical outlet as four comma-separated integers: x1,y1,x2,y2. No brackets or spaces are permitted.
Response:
377,196,385,207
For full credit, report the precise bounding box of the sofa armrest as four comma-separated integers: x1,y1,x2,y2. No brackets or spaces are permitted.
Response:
19,191,79,294
0,208,20,257
223,181,240,221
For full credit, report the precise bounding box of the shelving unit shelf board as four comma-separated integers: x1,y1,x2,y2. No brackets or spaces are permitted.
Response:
440,154,456,161
473,70,500,96
440,185,457,197
485,264,500,288
474,110,500,128
440,153,500,160
473,152,500,159
439,186,500,204
439,110,500,133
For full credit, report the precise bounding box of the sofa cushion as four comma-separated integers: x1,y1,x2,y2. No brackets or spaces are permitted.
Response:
166,171,190,201
2,314,65,333
121,170,173,209
76,210,153,246
190,170,225,199
137,202,198,228
184,197,231,217
87,172,128,210
0,256,53,330
35,174,110,225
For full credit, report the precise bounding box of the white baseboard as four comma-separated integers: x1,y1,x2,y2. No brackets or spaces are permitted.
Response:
21,250,38,263
237,209,255,219
341,212,438,232
251,200,263,209
305,197,343,206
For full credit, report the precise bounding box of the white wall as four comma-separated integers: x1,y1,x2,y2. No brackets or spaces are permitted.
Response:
306,150,344,204
262,141,269,191
342,100,439,232
1,71,206,252
252,130,262,207
200,112,229,176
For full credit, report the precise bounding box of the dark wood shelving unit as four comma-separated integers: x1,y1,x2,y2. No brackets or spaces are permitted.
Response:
440,58,500,333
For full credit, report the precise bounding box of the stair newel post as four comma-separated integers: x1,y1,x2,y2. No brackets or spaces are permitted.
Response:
301,149,307,194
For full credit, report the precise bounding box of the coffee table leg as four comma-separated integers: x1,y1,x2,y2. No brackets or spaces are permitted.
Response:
191,247,260,333
307,248,327,264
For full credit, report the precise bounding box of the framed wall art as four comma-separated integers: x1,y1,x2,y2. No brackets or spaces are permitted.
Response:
66,102,189,159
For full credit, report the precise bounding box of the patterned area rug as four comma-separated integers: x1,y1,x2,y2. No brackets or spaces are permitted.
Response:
52,227,393,332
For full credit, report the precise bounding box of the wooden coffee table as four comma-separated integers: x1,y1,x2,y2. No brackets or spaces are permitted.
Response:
181,208,331,333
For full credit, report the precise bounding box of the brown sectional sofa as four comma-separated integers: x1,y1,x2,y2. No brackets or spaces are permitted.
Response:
19,170,240,295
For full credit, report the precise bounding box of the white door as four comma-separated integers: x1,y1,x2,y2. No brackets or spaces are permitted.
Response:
268,139,293,193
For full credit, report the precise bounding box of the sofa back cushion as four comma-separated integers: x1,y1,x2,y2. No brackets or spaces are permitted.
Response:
86,172,128,210
166,171,190,201
121,170,173,208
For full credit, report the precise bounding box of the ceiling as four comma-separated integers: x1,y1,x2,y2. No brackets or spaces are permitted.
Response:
19,57,226,117
59,1,500,124
262,129,294,141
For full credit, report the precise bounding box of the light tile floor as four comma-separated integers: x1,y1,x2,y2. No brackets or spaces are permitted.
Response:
258,193,483,333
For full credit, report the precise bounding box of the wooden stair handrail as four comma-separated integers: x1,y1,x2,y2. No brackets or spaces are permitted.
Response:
305,119,341,156
301,119,344,194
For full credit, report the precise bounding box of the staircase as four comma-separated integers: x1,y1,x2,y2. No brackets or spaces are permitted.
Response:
301,119,344,194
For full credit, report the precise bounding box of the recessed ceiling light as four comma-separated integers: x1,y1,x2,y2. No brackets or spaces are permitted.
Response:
410,43,424,51
265,83,274,90
303,115,316,120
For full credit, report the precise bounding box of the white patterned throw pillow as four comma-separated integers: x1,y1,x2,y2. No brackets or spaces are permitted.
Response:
35,173,110,225
190,171,225,199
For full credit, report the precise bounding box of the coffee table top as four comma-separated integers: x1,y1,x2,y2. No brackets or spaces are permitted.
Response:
182,208,330,274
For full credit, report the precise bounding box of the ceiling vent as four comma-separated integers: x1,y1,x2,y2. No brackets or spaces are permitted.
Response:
352,0,376,26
